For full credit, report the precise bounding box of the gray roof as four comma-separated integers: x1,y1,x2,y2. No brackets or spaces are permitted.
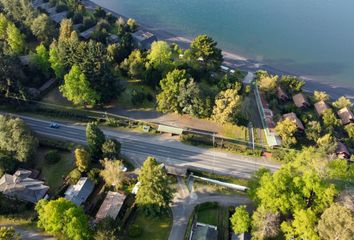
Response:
79,27,95,39
0,170,49,203
65,177,94,206
50,11,68,23
95,191,126,221
132,30,157,49
191,223,218,240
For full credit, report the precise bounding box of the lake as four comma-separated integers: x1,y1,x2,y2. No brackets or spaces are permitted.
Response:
91,0,354,88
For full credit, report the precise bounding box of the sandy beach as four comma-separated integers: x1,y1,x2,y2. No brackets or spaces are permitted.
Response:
83,0,354,100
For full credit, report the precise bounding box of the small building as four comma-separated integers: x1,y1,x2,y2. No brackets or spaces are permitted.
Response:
95,191,127,221
79,26,95,39
157,124,183,135
191,223,218,240
337,107,354,125
0,169,49,203
50,11,68,24
282,112,305,131
65,177,94,206
107,34,120,44
336,142,350,159
131,30,157,50
314,100,330,116
292,93,309,108
31,0,44,8
276,86,289,101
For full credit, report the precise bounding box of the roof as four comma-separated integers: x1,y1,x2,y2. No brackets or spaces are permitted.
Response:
31,0,44,8
0,170,49,203
337,107,354,125
336,142,350,158
158,125,183,135
79,27,95,39
95,191,126,221
65,177,94,206
314,100,330,115
132,30,157,49
282,112,305,130
107,34,120,43
50,11,68,24
276,87,289,100
292,93,309,108
191,223,218,240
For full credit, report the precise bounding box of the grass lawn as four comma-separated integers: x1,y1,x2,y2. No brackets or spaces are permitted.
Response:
196,207,218,226
35,147,75,194
127,208,172,240
117,81,156,109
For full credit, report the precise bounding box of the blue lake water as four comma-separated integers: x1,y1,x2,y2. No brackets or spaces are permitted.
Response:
91,0,354,88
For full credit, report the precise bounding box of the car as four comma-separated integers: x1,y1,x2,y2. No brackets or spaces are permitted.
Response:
120,165,128,172
49,123,60,129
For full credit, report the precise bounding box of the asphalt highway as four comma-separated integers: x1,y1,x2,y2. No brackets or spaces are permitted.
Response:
21,115,280,178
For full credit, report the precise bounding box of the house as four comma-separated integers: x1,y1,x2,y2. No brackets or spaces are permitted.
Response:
276,87,289,101
65,177,94,206
31,0,44,8
314,100,330,116
50,11,68,24
336,142,350,159
292,93,309,108
0,169,49,203
107,34,120,44
337,107,354,125
95,191,127,221
282,112,305,131
79,26,95,39
131,30,157,50
191,223,218,240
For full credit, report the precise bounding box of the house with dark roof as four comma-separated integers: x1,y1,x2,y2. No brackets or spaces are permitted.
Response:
132,30,157,50
65,177,94,206
292,93,309,108
276,86,289,101
337,107,354,125
95,191,127,221
282,112,305,131
314,100,330,116
0,169,49,203
336,142,350,159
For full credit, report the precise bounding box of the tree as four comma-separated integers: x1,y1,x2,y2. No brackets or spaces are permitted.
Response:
212,88,242,124
127,18,138,32
49,40,65,79
247,168,271,202
0,226,20,240
345,123,354,138
29,44,51,77
60,65,100,105
121,49,145,79
251,205,280,240
322,109,340,133
316,134,338,154
94,217,118,240
6,22,25,54
36,198,91,240
333,96,352,109
190,34,223,71
86,122,105,159
75,148,91,172
136,157,173,216
59,18,74,42
305,121,322,142
31,14,56,44
318,203,354,240
230,205,251,234
314,91,329,102
102,139,121,160
258,72,278,92
147,41,173,73
0,14,8,40
100,159,126,190
280,75,305,93
275,118,298,148
0,115,38,162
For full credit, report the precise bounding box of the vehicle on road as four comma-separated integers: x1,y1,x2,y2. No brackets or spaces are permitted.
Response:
49,123,60,129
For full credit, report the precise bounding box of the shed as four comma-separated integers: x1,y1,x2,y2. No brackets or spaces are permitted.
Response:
132,30,157,50
65,177,94,206
276,86,289,101
157,125,183,135
292,93,309,108
95,191,126,221
337,107,354,125
282,112,305,131
107,34,120,44
50,11,68,24
336,142,350,159
314,100,330,116
80,27,95,39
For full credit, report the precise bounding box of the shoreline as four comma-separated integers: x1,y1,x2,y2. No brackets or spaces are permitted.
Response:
83,0,354,100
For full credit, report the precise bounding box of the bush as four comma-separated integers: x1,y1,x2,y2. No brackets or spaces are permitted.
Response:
83,16,96,29
45,150,61,164
128,224,142,237
68,168,81,184
0,193,31,214
0,153,16,177
72,13,83,24
56,3,68,13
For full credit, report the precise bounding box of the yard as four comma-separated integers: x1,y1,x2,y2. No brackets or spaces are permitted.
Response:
196,205,219,226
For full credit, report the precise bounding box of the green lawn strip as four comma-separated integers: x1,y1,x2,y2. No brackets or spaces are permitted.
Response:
196,207,218,226
128,208,172,240
190,169,249,186
117,82,156,109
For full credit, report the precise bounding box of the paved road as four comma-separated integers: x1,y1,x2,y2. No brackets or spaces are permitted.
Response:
0,225,55,240
21,115,279,178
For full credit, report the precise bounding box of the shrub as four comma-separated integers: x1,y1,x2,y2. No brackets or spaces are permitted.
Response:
45,150,61,164
72,13,83,24
0,153,16,177
83,16,96,29
68,168,81,184
128,224,142,237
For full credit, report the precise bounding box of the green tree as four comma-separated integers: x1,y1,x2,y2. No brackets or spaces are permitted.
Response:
0,14,8,40
31,14,56,44
230,205,251,234
305,121,322,142
49,40,65,79
280,75,305,93
100,159,126,190
322,109,340,133
36,198,91,240
333,96,352,109
247,168,271,202
345,123,354,138
59,18,74,42
60,65,100,105
0,115,38,162
102,139,121,160
275,118,298,148
136,157,174,216
251,205,280,240
190,34,223,71
147,41,173,73
313,90,329,102
316,134,338,154
94,217,118,240
6,22,25,54
127,18,138,32
258,72,278,93
318,203,354,240
121,49,145,79
86,122,105,159
29,44,51,77
212,88,242,124
0,226,20,240
75,148,91,172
